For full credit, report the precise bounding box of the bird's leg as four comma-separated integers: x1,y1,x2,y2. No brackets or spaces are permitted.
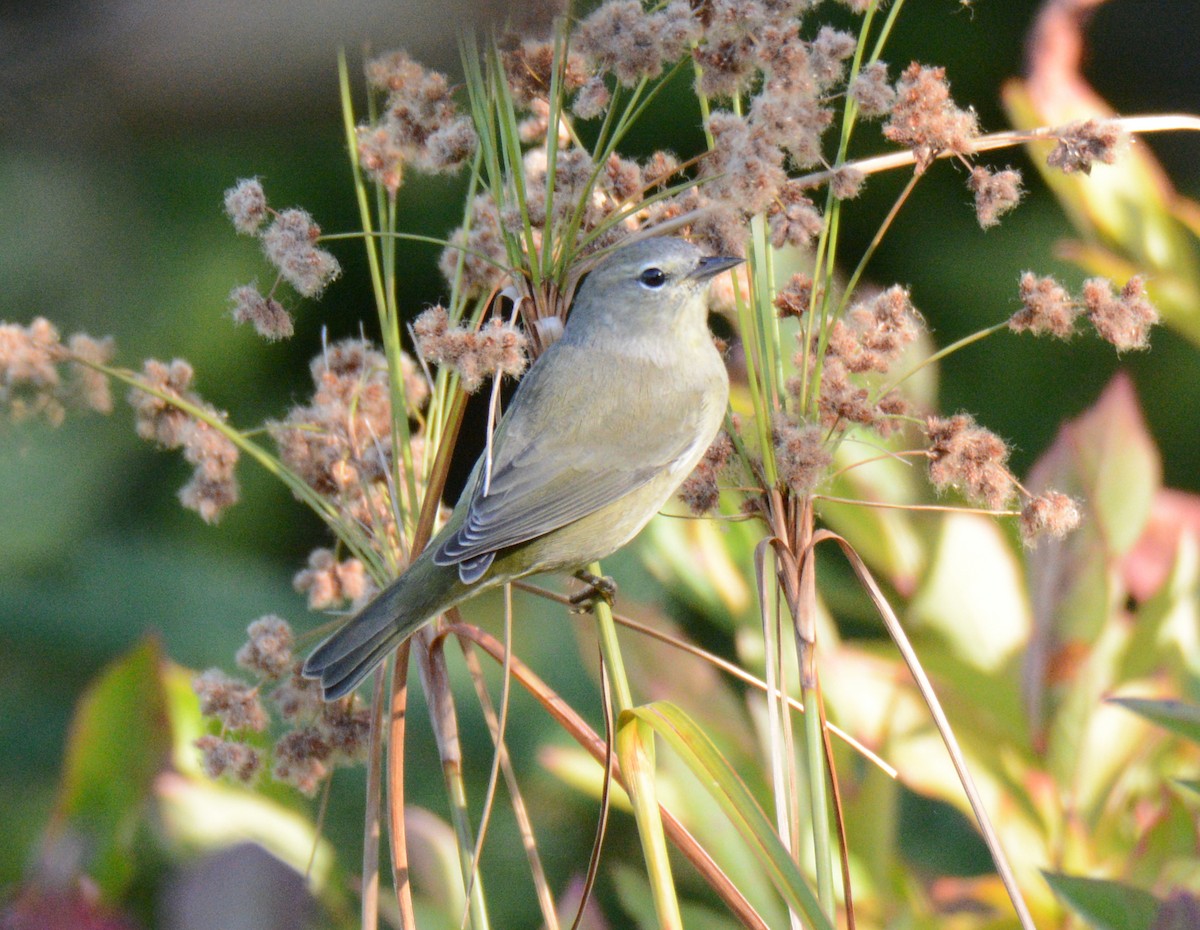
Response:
569,569,618,612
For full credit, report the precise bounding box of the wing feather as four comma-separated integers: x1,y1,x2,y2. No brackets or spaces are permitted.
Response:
432,341,708,572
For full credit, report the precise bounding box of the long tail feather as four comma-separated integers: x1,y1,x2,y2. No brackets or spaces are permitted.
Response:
302,552,467,699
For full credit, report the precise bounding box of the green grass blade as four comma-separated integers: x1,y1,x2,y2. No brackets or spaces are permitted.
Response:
628,701,834,930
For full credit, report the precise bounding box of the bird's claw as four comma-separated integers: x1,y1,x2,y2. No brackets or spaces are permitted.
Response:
569,571,617,613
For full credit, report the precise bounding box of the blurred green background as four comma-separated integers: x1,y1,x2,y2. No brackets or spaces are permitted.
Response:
2,0,1198,926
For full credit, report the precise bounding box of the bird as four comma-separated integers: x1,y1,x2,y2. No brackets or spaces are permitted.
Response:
303,236,740,699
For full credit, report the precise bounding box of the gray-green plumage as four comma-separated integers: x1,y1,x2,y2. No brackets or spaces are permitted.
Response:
303,237,737,699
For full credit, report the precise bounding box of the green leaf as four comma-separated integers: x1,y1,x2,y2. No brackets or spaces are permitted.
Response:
628,701,834,930
1108,697,1200,744
49,638,171,899
1044,871,1161,930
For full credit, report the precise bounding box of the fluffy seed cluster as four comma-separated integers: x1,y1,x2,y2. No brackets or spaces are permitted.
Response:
261,209,342,299
968,166,1023,229
128,359,240,523
271,339,426,545
235,615,295,679
192,668,268,732
1011,273,1079,338
574,0,699,87
678,432,734,514
194,616,373,793
775,422,833,495
223,178,268,235
1080,275,1157,352
925,414,1014,509
1009,272,1157,350
827,286,921,374
774,273,815,319
1046,119,1123,175
412,305,530,392
1019,491,1082,547
357,51,477,194
849,61,896,118
293,548,370,610
195,735,262,782
228,285,294,342
785,285,920,434
0,318,114,424
224,180,341,305
883,63,978,172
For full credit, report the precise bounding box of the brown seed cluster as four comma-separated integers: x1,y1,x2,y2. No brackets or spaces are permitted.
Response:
228,285,294,342
1009,272,1158,350
883,63,978,172
1011,273,1079,338
1081,275,1157,352
193,616,373,793
678,431,735,514
356,51,477,195
1019,491,1081,546
775,422,833,495
129,359,240,523
413,305,530,393
224,179,340,318
925,414,1014,509
968,166,1023,229
0,319,113,424
1046,119,1123,175
271,339,424,544
293,548,370,611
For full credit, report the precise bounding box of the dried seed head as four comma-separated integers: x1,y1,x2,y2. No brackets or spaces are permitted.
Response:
1046,119,1122,175
968,166,1023,229
273,726,332,796
884,63,978,171
261,209,341,298
236,615,295,679
195,735,262,783
294,549,369,610
774,273,814,319
925,413,1014,509
1081,275,1157,351
678,432,734,514
192,668,268,732
849,61,895,118
1019,491,1081,546
1010,272,1079,338
229,285,294,341
775,422,832,494
223,178,268,235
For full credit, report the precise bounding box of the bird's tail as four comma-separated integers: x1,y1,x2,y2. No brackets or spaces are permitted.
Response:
302,552,468,700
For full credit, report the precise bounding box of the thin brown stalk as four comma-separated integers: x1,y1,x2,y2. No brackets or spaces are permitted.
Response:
457,633,560,930
443,623,770,930
816,672,855,930
811,530,1037,930
362,668,387,930
791,113,1200,189
509,581,897,778
386,641,416,929
571,646,615,930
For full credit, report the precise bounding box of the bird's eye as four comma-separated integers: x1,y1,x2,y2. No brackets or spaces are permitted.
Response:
638,267,667,288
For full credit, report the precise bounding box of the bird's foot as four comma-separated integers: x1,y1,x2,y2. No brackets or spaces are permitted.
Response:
569,570,618,613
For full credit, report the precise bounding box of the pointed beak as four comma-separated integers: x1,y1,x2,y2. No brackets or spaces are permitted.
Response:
689,255,745,281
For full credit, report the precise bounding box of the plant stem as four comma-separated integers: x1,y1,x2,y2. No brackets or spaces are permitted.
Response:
590,561,683,930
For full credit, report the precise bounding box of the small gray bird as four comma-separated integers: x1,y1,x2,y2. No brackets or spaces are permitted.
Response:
303,237,739,699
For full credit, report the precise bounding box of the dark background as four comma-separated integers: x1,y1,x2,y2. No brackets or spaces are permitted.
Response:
1,0,1197,920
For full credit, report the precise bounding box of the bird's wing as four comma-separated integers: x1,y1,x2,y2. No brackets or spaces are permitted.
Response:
434,341,711,575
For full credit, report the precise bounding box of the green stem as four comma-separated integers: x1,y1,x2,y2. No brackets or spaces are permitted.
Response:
590,561,682,930
802,678,835,917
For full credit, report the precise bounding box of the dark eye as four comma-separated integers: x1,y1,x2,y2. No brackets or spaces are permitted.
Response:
638,267,667,288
